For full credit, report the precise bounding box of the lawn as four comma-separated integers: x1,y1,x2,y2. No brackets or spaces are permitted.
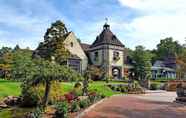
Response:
0,79,21,100
0,79,124,100
0,79,125,117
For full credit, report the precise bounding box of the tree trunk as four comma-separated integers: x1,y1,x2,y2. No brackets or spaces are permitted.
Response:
42,81,51,107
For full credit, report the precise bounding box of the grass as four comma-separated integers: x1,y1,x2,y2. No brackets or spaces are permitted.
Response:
60,81,122,97
0,79,21,100
0,79,124,100
0,79,123,117
89,82,122,96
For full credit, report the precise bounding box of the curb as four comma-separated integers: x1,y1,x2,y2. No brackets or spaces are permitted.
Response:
76,98,108,118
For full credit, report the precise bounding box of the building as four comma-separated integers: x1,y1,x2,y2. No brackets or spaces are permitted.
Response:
63,23,176,80
34,21,176,80
34,30,88,74
55,22,125,79
87,23,125,79
63,32,88,73
151,60,176,79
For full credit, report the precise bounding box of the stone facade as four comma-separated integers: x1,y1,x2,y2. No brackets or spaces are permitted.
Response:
63,32,88,73
88,23,125,79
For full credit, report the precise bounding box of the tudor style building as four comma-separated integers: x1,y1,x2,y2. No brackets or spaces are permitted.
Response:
88,23,125,79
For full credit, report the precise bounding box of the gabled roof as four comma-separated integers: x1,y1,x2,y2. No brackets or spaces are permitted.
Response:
80,43,90,51
90,23,124,48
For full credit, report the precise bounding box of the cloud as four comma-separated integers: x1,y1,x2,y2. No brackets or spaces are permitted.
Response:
0,0,70,49
117,0,186,14
116,0,186,49
1,0,185,50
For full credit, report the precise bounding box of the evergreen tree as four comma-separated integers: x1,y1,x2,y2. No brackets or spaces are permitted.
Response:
34,20,70,64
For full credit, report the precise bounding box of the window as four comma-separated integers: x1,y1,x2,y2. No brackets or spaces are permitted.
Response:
113,51,120,61
70,42,73,47
94,51,99,61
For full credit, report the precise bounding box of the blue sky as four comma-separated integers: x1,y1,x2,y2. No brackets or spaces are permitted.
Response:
0,0,186,50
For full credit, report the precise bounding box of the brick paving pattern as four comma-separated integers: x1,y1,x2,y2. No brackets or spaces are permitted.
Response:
82,94,186,118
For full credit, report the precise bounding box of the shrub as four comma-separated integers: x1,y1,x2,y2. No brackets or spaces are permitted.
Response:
100,94,106,98
74,82,82,89
54,101,68,118
20,82,63,107
20,86,40,107
88,79,94,83
116,87,121,91
79,100,88,108
79,99,89,108
70,100,80,112
105,76,112,83
26,107,44,118
150,83,160,90
72,83,82,96
120,86,128,93
110,85,115,90
64,92,77,103
88,92,97,103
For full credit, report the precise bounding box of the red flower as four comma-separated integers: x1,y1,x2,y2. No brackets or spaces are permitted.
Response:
64,92,76,103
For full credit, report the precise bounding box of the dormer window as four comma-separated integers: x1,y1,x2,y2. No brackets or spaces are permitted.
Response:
113,51,120,61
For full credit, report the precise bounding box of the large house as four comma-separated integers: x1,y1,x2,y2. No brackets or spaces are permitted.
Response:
63,23,176,80
34,21,176,80
65,23,125,79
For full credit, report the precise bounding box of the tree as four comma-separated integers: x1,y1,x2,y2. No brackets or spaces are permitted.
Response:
82,66,91,96
14,44,20,51
0,47,13,78
34,20,70,64
132,46,152,81
176,48,186,79
11,49,35,81
25,59,83,107
12,56,83,107
156,37,183,60
0,47,12,57
54,39,70,64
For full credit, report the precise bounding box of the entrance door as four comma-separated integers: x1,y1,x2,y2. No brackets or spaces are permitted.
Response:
112,67,121,79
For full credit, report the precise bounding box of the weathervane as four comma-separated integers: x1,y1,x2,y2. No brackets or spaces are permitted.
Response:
105,18,108,24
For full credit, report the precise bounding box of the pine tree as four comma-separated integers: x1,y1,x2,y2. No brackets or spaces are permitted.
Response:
34,20,70,64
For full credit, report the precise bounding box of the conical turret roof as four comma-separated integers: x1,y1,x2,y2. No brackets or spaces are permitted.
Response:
90,23,124,48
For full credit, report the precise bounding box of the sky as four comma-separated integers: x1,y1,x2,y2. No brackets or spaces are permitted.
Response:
0,0,186,50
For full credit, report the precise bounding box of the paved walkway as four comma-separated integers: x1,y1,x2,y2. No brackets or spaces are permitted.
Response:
81,91,186,118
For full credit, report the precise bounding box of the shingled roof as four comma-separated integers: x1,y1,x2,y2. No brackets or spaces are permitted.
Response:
90,23,124,48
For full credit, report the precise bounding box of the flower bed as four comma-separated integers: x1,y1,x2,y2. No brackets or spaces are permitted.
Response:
25,91,105,118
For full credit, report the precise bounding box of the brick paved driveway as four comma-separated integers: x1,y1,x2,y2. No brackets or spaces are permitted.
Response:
81,92,186,118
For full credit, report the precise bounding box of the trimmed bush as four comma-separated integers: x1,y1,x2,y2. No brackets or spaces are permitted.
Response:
150,83,160,90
